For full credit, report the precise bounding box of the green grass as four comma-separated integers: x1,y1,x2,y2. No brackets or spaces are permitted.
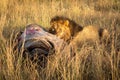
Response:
0,0,120,80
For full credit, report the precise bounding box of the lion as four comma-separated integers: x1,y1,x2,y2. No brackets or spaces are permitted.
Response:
49,16,108,44
49,16,83,42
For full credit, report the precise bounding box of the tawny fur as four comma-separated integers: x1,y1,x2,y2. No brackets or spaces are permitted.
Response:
72,25,109,43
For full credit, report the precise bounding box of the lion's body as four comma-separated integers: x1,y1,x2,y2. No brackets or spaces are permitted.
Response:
78,26,100,41
72,25,109,43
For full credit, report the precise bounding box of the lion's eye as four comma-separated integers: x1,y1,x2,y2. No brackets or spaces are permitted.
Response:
50,28,54,31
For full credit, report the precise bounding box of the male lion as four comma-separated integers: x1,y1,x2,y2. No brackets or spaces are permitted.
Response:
49,16,83,42
49,16,108,44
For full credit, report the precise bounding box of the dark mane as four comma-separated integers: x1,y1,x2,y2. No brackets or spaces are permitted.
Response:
51,16,83,28
51,16,72,22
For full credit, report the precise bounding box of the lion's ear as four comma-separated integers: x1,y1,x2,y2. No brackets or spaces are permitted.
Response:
64,20,69,26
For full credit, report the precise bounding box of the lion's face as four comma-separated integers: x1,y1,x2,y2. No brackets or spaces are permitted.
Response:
49,20,71,41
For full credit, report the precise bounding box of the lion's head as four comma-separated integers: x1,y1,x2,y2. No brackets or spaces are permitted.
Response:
49,16,83,42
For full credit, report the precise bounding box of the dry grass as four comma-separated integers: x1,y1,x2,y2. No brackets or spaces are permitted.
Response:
0,0,120,80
